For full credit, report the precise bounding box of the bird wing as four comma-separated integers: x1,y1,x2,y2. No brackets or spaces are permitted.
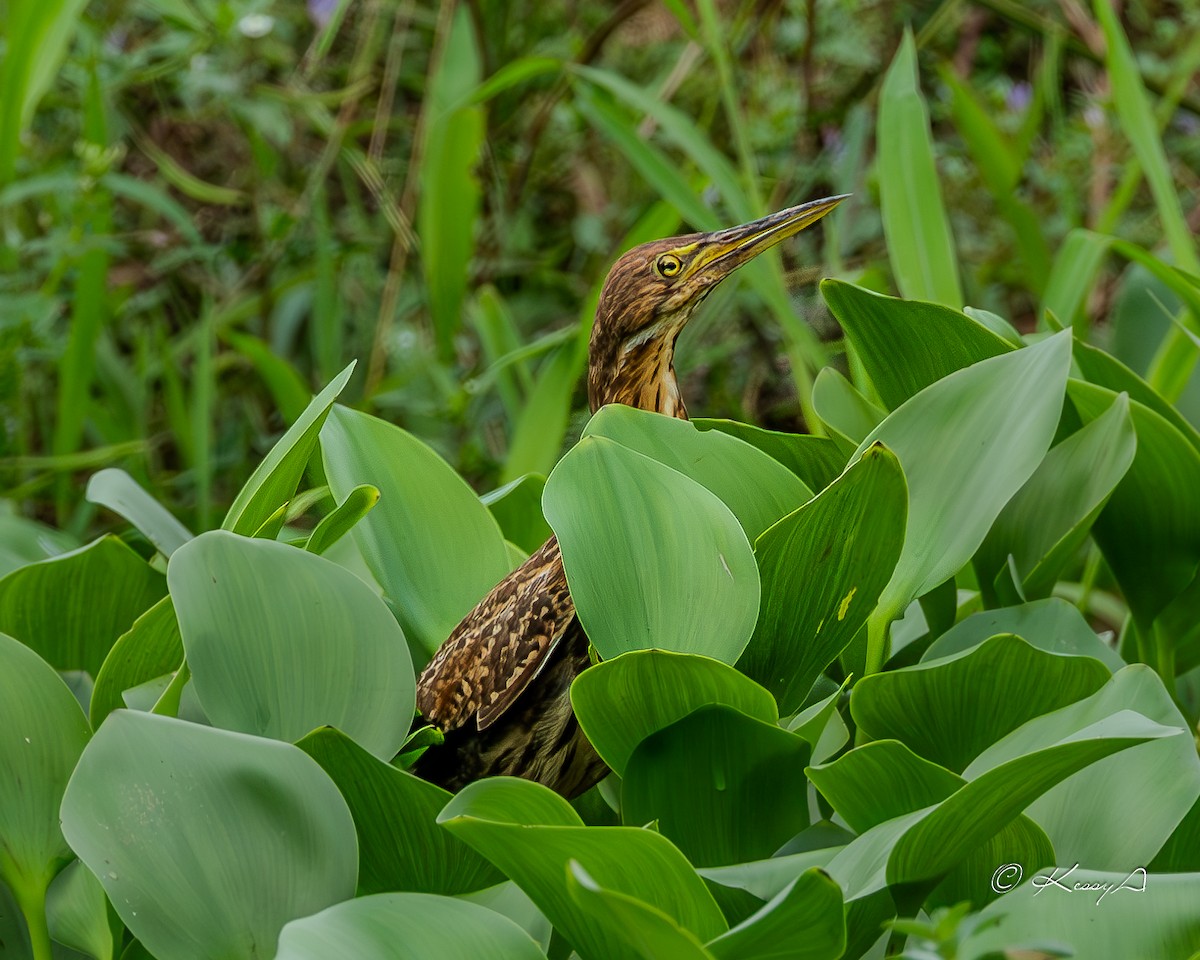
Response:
416,536,578,733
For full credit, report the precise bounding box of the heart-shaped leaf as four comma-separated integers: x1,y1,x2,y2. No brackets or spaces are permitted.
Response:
60,711,357,960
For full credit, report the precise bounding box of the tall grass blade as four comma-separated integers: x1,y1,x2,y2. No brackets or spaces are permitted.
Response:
877,30,963,308
418,6,484,360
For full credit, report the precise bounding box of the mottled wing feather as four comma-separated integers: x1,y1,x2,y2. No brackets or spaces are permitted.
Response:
417,536,577,733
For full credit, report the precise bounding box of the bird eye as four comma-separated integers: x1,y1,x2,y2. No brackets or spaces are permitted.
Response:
655,254,683,278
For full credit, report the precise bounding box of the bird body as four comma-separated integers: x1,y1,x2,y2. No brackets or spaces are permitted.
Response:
415,195,845,797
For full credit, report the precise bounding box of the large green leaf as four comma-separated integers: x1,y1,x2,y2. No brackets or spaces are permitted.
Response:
924,598,1125,673
622,705,810,866
85,468,193,557
692,420,845,493
0,536,165,676
808,739,1051,910
169,531,413,760
60,711,357,960
857,330,1072,623
0,634,90,934
739,444,906,713
821,281,1011,410
438,777,727,959
827,711,1176,903
89,596,183,728
967,666,1200,869
223,363,354,536
296,727,501,895
570,649,778,777
975,392,1136,600
963,869,1200,959
852,634,1110,772
544,436,759,663
320,405,510,663
877,29,962,308
1068,380,1200,629
275,893,545,960
583,405,812,540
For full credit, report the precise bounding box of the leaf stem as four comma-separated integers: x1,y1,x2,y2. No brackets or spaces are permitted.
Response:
13,877,53,960
863,608,891,679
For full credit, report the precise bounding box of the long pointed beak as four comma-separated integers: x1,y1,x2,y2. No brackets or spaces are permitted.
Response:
695,194,848,281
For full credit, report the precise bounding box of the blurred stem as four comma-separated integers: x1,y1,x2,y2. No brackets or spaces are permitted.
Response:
1154,623,1176,691
1075,543,1103,617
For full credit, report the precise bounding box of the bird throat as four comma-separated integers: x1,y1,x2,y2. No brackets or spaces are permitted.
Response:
598,337,688,419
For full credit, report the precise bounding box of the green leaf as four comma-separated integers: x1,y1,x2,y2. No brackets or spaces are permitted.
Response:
439,777,727,958
583,405,812,540
811,368,885,448
85,469,193,557
90,596,184,728
46,860,112,960
0,0,89,184
169,531,414,760
1073,338,1200,453
877,29,962,307
698,846,846,903
705,868,845,960
481,475,553,556
808,740,963,834
565,862,715,960
740,444,906,713
924,598,1125,673
544,436,759,663
820,280,1012,410
1042,228,1113,331
320,405,510,664
0,503,77,579
419,7,484,358
570,650,778,777
0,536,165,676
827,711,1175,902
967,666,1200,869
1093,0,1198,277
61,711,357,960
976,391,1136,599
852,634,1111,772
858,331,1072,620
296,727,501,895
223,362,354,536
305,484,380,555
963,869,1200,958
0,634,90,921
275,892,546,960
1068,380,1200,631
622,705,810,866
692,420,845,493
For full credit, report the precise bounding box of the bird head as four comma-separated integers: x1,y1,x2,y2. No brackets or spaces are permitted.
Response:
587,194,847,416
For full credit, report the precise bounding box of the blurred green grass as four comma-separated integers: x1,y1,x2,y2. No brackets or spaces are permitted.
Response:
1,0,1198,536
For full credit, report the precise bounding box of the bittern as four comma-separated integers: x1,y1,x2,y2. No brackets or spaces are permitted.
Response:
415,195,846,798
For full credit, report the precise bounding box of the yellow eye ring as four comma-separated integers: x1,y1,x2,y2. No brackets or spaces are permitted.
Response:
656,254,683,278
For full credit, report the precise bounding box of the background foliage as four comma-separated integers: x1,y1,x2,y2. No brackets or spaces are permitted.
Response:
3,1,1200,958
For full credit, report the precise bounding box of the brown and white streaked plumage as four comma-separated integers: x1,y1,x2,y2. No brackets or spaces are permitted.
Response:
414,195,846,797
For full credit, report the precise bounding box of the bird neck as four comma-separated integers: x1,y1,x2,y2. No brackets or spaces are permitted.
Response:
588,337,688,419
